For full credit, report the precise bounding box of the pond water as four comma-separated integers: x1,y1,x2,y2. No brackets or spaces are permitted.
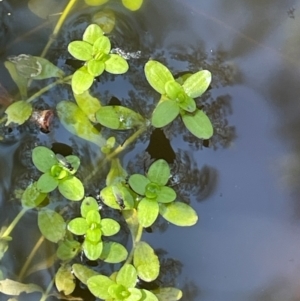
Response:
1,0,300,300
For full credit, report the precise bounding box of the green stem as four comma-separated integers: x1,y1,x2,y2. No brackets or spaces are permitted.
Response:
40,0,79,58
1,208,28,238
125,223,143,265
39,278,55,301
26,75,72,104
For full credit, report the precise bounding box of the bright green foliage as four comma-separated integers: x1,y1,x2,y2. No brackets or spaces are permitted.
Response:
21,182,47,209
55,264,75,295
67,197,123,261
72,264,99,285
128,159,176,227
87,264,158,300
32,146,84,201
68,24,128,94
96,105,145,130
38,209,66,243
5,100,33,126
56,239,81,261
85,0,144,11
100,241,128,263
144,60,213,139
133,242,159,282
151,287,183,301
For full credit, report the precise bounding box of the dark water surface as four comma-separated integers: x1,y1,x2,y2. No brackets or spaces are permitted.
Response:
1,0,300,300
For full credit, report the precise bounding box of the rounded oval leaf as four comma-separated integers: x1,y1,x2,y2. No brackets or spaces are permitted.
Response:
92,9,115,33
122,0,143,11
71,67,94,94
21,182,47,208
128,174,150,195
181,109,213,139
100,242,128,263
83,240,103,261
156,186,176,203
87,59,105,77
87,275,115,299
159,202,198,226
104,54,129,74
144,60,174,94
151,287,182,301
33,56,64,79
38,209,66,243
83,24,104,45
56,240,81,261
72,263,99,285
68,217,88,235
55,264,75,296
32,146,57,172
116,264,137,288
151,100,179,128
81,197,99,218
147,159,170,186
37,173,58,193
68,41,93,61
137,198,159,228
93,36,111,56
101,218,120,236
58,176,84,201
5,100,32,126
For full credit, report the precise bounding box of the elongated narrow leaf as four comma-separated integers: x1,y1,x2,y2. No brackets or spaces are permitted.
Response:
122,0,143,11
147,159,170,186
182,70,211,98
38,209,66,242
5,100,32,126
58,176,84,201
71,67,94,95
144,61,174,94
104,54,129,74
151,100,179,128
181,109,213,139
57,101,106,147
83,24,104,45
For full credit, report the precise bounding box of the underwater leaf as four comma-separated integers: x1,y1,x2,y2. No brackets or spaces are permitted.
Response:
116,264,137,288
144,60,174,94
181,109,213,139
147,159,170,186
87,274,115,299
92,9,115,33
83,240,103,261
4,61,28,98
0,279,43,295
100,242,128,263
32,146,58,172
21,182,47,208
55,264,75,296
182,70,211,98
37,172,58,193
128,174,150,195
65,155,80,173
68,41,93,61
58,176,84,201
156,186,176,204
81,197,99,218
74,90,102,123
87,59,105,77
151,287,182,301
106,158,128,186
159,202,198,226
104,54,129,74
122,0,144,11
134,241,159,282
96,105,144,130
5,100,32,126
28,0,65,19
151,100,179,128
57,101,106,147
38,209,66,242
68,217,88,235
72,264,99,285
83,24,104,45
138,198,159,228
85,0,109,6
71,67,95,94
33,56,64,79
56,239,81,261
100,218,120,236
93,36,111,56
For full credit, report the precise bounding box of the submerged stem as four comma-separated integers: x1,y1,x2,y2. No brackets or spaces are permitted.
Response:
125,223,143,265
1,208,28,238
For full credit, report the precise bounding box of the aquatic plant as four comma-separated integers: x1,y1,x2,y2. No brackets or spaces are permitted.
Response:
0,1,214,300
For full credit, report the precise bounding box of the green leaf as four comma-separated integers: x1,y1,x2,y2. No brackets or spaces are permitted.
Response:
181,109,213,139
57,101,106,147
151,287,182,301
55,264,75,295
0,279,43,295
68,217,88,235
81,197,99,218
33,56,64,79
86,228,101,243
71,66,94,94
56,239,81,261
159,202,198,226
165,80,183,100
85,0,109,6
21,182,47,208
138,198,159,228
106,158,128,186
4,61,28,98
104,54,129,74
87,274,115,299
38,209,66,242
147,159,170,186
122,0,143,11
36,172,58,193
58,176,84,201
86,210,101,225
100,242,128,263
182,70,211,98
68,41,93,61
92,9,115,33
140,289,158,301
32,146,57,172
87,59,105,77
123,210,139,243
83,240,103,261
83,24,104,45
72,263,98,285
5,100,32,126
116,264,137,288
178,95,196,113
28,0,65,19
100,218,120,236
133,241,159,282
151,100,179,128
74,90,102,123
156,186,176,203
96,105,144,130
65,155,81,174
144,60,174,94
93,36,111,56
128,174,149,196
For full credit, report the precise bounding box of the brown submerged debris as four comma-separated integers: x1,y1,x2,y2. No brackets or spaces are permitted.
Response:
31,109,54,133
